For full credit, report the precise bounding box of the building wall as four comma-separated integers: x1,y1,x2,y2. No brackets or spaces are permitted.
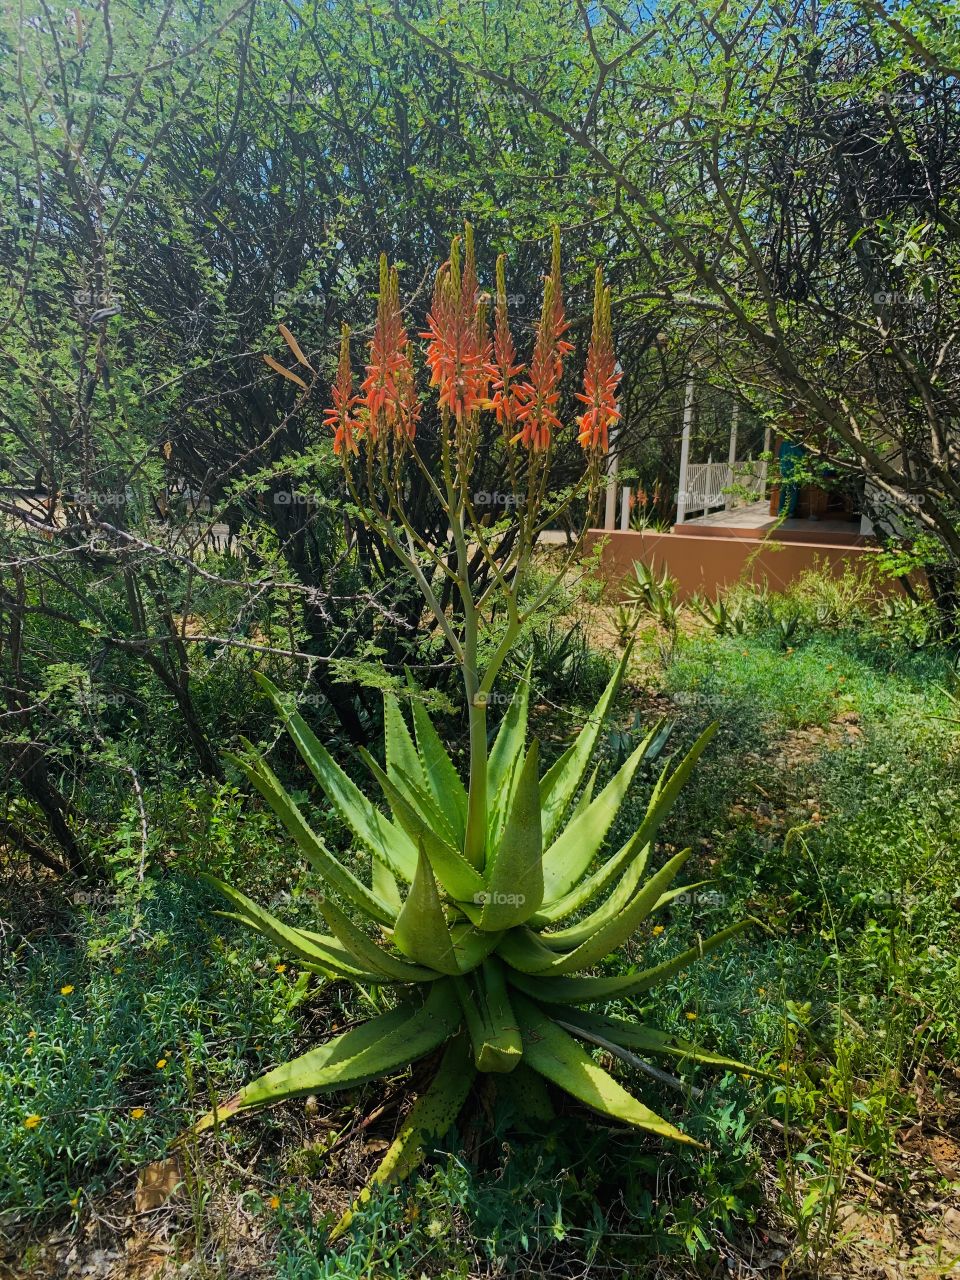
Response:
585,529,892,601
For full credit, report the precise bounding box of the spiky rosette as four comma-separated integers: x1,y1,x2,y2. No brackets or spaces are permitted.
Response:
191,652,758,1233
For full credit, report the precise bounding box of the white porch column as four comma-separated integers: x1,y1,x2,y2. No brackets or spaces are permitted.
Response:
675,375,694,525
604,424,620,530
726,402,739,510
620,486,631,531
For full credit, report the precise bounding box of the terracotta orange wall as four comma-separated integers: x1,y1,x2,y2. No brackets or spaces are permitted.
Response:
585,529,888,601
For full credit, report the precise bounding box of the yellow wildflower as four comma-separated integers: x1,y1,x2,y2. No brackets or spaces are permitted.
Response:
24,1114,41,1129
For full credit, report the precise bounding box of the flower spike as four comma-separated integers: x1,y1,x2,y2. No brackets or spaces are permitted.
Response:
323,325,364,457
575,268,621,453
510,229,573,452
549,226,574,375
421,224,490,423
362,255,414,440
488,255,525,432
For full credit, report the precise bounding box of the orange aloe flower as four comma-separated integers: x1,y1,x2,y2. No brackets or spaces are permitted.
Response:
575,268,620,452
323,326,364,457
394,341,421,442
511,276,564,452
548,226,574,375
421,226,490,423
487,254,525,430
362,255,414,439
511,230,572,452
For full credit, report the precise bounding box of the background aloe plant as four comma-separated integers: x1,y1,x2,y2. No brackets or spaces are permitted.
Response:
192,230,757,1225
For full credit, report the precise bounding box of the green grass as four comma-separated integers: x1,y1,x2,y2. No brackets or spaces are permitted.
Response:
665,629,954,733
0,878,301,1221
3,605,958,1276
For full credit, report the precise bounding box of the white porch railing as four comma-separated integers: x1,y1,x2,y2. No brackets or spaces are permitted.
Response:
682,461,729,516
681,458,767,517
604,455,768,531
602,378,771,530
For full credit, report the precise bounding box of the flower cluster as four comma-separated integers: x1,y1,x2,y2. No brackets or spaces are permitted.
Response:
314,226,618,460
323,325,363,457
575,268,621,453
422,226,491,423
509,230,574,452
362,256,418,440
488,254,524,431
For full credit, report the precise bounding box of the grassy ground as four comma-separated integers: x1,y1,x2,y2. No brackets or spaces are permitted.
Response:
2,584,959,1278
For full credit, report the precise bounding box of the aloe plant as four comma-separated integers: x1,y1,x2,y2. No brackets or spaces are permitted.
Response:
194,654,756,1220
689,592,746,637
192,229,757,1226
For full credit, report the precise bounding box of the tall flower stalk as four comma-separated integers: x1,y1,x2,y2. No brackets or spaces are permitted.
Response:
273,227,617,867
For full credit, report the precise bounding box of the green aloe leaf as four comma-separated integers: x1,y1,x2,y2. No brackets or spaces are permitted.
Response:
390,760,462,851
360,750,485,903
252,673,417,883
383,692,428,793
455,957,523,1073
331,1033,476,1240
410,696,468,842
540,724,663,903
317,893,443,982
212,911,383,982
189,982,461,1134
203,875,377,977
538,645,632,844
509,921,756,1004
530,829,649,928
487,741,525,852
536,842,653,948
558,1008,769,1077
226,742,396,925
546,848,693,974
495,926,562,975
372,858,403,916
538,720,717,912
392,844,461,974
564,764,599,827
512,992,697,1143
480,741,544,930
450,921,504,972
487,656,533,804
